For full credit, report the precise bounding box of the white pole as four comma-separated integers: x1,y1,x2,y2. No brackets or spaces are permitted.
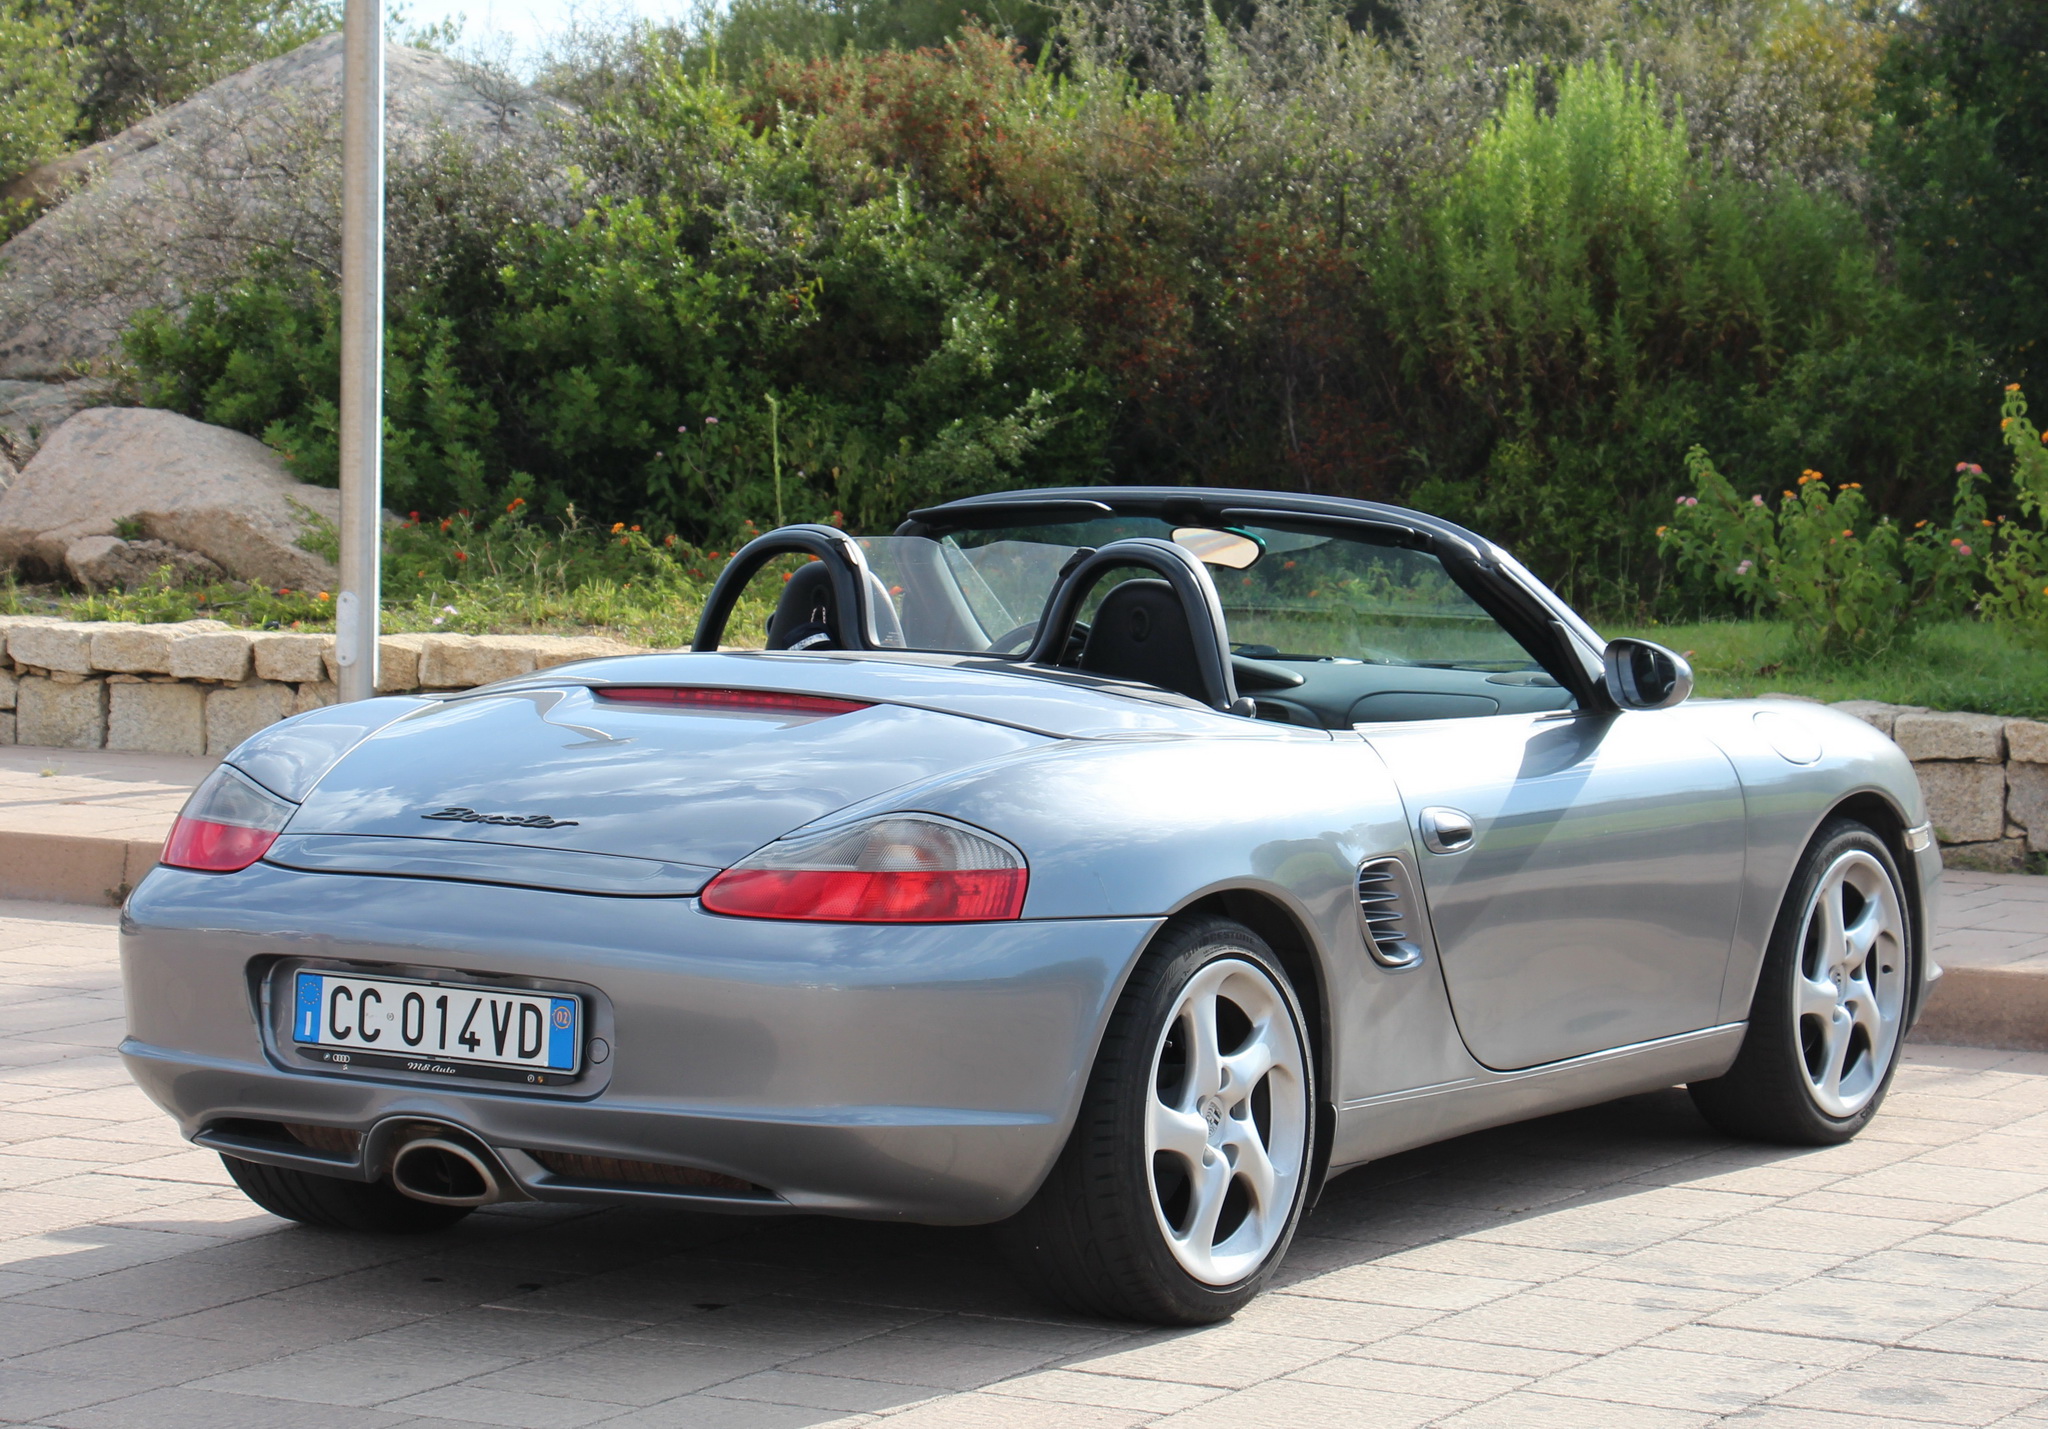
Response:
335,0,383,702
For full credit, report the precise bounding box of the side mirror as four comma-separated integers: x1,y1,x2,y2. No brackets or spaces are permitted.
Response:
1603,638,1693,711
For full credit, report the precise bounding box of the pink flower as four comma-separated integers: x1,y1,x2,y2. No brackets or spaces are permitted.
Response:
1681,496,1699,506
1735,560,1753,575
705,417,719,426
1750,495,1764,506
1959,544,1973,556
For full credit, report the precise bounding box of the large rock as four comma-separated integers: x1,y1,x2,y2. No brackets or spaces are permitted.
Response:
0,380,110,464
0,35,565,380
64,535,224,591
0,408,339,588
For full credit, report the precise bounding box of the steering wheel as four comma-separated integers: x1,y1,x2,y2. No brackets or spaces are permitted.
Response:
990,619,1089,660
987,623,1037,654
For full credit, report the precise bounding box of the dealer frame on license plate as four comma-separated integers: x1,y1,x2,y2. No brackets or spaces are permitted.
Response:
291,970,583,1086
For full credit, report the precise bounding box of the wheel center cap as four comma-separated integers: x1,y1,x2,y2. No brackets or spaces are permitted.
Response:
1199,1095,1226,1134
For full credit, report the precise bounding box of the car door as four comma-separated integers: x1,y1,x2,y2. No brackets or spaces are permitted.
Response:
1361,708,1747,1070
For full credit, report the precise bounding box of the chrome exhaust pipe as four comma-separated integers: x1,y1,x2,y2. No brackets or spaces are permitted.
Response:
390,1136,506,1207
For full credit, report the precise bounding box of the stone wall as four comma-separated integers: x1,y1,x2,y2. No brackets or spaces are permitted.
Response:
1,613,2041,869
1826,700,2048,870
0,615,644,758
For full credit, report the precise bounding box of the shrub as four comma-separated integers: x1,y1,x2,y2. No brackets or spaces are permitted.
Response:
1386,58,1975,607
1658,446,1984,657
1979,385,2048,643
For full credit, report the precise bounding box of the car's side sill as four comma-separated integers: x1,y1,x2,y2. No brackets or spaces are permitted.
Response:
1330,1022,1747,1171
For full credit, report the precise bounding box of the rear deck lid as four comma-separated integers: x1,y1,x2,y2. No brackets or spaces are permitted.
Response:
278,685,1049,874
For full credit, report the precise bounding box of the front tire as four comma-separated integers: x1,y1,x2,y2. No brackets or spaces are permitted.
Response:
1689,819,1913,1144
221,1155,473,1234
1003,916,1316,1323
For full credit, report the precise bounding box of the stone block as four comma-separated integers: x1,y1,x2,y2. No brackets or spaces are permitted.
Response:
533,635,646,670
1829,701,1925,739
1917,760,2008,845
107,680,207,756
322,632,429,692
2007,719,2048,766
249,631,331,683
0,667,13,709
0,711,12,743
0,613,56,655
2008,763,2048,855
206,680,293,757
6,619,99,674
416,634,540,689
1940,837,2030,873
289,681,336,715
91,617,231,675
169,630,253,682
1894,711,2007,762
14,674,105,748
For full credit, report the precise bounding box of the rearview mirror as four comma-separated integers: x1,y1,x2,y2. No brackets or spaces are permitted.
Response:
1603,638,1693,711
1172,527,1263,570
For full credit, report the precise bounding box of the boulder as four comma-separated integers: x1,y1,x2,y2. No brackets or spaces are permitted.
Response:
0,380,110,464
64,535,225,591
0,407,339,589
0,35,566,380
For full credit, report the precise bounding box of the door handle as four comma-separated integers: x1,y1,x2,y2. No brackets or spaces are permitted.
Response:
1419,806,1475,854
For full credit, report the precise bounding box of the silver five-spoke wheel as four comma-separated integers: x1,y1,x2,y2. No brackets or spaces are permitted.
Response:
1690,819,1914,1145
1004,916,1318,1323
1145,957,1309,1285
1794,848,1906,1118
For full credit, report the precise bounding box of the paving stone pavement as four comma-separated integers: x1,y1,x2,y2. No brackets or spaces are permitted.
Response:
3,899,2048,1429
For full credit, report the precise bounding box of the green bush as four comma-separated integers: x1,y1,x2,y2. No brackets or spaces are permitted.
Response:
1980,385,2048,643
1386,59,1979,608
1658,447,1983,657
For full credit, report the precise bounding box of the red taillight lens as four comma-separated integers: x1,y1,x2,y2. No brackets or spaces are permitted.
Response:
593,687,870,717
160,765,296,873
701,816,1028,923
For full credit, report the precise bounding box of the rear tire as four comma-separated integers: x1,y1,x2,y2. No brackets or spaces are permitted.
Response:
1689,819,1912,1145
1002,916,1316,1324
221,1155,473,1234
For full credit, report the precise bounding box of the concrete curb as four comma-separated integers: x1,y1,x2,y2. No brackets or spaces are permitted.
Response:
0,831,159,907
1910,966,2048,1054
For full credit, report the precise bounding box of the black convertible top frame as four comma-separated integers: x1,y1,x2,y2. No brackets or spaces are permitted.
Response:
901,487,1613,712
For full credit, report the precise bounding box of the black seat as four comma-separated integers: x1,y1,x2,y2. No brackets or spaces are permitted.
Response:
1079,578,1209,703
765,561,840,650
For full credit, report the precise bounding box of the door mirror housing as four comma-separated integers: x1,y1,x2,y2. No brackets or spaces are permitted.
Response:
1603,638,1693,711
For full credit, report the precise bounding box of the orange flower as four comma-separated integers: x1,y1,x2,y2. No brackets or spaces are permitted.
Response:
630,525,641,532
2007,383,2022,392
439,519,452,532
316,591,330,601
1842,529,1853,538
508,497,525,512
611,522,625,533
1915,520,1928,528
455,550,468,561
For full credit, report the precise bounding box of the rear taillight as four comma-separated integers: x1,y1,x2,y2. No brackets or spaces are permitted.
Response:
161,765,297,873
701,816,1027,923
593,687,870,717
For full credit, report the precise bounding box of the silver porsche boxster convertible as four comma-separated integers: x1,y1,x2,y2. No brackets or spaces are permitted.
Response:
120,487,1939,1324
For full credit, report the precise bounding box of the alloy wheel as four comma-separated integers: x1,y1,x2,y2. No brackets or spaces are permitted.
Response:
1144,956,1309,1285
1794,848,1907,1118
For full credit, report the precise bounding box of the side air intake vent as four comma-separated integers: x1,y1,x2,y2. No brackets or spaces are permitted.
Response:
1357,858,1426,970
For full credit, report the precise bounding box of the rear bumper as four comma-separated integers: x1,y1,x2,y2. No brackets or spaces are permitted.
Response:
120,864,1160,1224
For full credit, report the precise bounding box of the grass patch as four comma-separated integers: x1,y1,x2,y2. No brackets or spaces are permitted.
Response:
0,510,788,648
1612,618,2048,718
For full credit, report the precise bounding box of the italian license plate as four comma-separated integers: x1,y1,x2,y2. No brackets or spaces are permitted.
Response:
291,971,582,1085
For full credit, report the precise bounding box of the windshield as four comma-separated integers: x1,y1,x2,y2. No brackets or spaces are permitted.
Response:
855,517,1539,671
